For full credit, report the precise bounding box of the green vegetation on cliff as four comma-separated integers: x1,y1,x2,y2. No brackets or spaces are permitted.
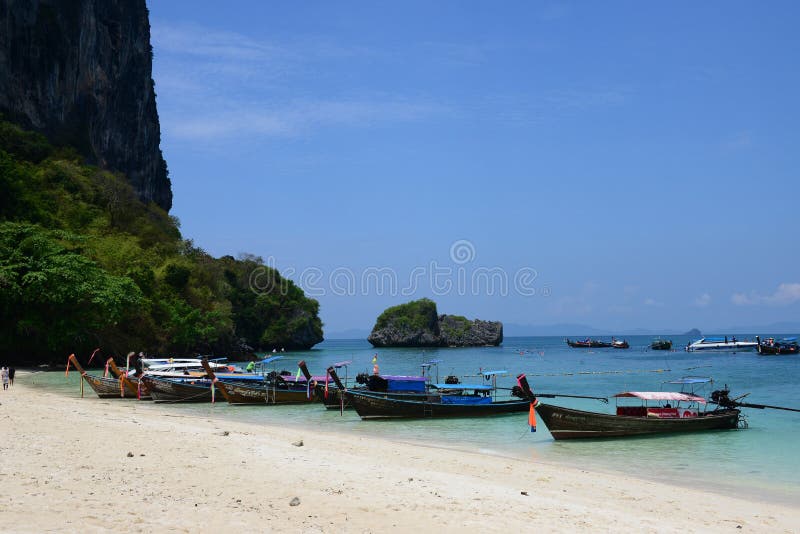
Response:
373,298,440,334
0,120,323,363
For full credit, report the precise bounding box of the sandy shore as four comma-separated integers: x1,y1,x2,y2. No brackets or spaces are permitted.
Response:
0,376,797,533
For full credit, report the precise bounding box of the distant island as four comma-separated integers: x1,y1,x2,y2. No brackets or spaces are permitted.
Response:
684,328,702,337
368,298,503,347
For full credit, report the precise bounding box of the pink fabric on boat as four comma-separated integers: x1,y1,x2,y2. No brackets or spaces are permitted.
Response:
613,391,706,404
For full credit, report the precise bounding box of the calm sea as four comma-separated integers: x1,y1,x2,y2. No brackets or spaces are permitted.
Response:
26,335,800,504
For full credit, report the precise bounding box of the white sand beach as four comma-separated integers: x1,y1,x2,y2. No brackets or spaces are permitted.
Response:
1,375,797,533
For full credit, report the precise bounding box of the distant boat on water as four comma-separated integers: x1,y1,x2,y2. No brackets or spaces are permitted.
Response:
611,338,629,349
651,338,673,351
685,337,757,352
566,338,612,348
756,336,799,355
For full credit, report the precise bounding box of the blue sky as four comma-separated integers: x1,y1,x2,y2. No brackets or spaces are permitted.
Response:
148,1,800,334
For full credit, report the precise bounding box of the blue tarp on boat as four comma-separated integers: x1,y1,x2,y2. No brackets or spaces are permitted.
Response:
431,383,493,391
386,376,426,392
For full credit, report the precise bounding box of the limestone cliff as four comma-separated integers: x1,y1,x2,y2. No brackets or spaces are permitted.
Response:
368,299,503,348
0,0,172,210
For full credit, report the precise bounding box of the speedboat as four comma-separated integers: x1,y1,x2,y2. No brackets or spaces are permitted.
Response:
685,337,757,352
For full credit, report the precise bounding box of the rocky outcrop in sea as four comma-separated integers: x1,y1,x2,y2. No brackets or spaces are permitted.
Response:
367,299,503,347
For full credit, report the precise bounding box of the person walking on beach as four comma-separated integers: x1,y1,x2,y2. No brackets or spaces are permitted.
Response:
1,367,8,390
8,367,14,386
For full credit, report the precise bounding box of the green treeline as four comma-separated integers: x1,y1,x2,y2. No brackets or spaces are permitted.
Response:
0,120,323,364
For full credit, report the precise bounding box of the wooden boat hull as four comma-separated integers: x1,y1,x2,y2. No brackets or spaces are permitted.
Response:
566,339,612,348
82,374,139,399
534,402,740,440
313,385,438,410
314,384,352,410
127,377,152,400
651,341,672,350
757,344,799,355
347,391,531,419
141,376,217,403
216,381,316,405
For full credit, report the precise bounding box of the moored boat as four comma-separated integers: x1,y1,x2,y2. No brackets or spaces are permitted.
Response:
106,357,151,400
140,375,219,403
202,359,317,405
685,336,757,352
304,360,443,411
651,338,673,351
756,336,800,355
611,338,629,349
141,357,238,374
327,367,530,419
566,338,613,348
515,375,740,440
531,400,740,440
66,353,138,399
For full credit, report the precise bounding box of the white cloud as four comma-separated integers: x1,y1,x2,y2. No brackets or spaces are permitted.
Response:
644,298,663,307
151,22,448,142
165,99,446,141
152,23,282,62
731,283,800,306
723,130,753,151
693,293,711,307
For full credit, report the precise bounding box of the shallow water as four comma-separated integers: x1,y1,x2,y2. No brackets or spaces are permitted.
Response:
27,335,800,504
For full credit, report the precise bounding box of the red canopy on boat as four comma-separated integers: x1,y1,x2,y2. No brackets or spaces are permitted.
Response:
613,391,707,404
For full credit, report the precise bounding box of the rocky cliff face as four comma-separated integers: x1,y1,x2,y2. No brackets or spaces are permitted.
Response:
438,315,503,347
0,0,172,211
368,299,503,347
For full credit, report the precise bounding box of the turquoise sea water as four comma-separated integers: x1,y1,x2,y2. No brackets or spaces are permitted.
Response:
26,335,800,504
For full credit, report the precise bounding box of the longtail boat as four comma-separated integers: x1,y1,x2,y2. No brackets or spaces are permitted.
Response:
66,353,138,399
515,375,741,440
756,336,799,355
611,338,629,349
305,360,442,411
106,357,151,400
565,338,613,348
139,375,219,403
651,338,673,351
298,360,352,409
328,367,530,419
141,357,237,373
200,359,316,405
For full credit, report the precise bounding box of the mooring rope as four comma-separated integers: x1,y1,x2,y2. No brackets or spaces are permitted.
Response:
525,368,671,377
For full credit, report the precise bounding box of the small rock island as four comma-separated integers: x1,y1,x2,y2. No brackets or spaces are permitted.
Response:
367,298,503,347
